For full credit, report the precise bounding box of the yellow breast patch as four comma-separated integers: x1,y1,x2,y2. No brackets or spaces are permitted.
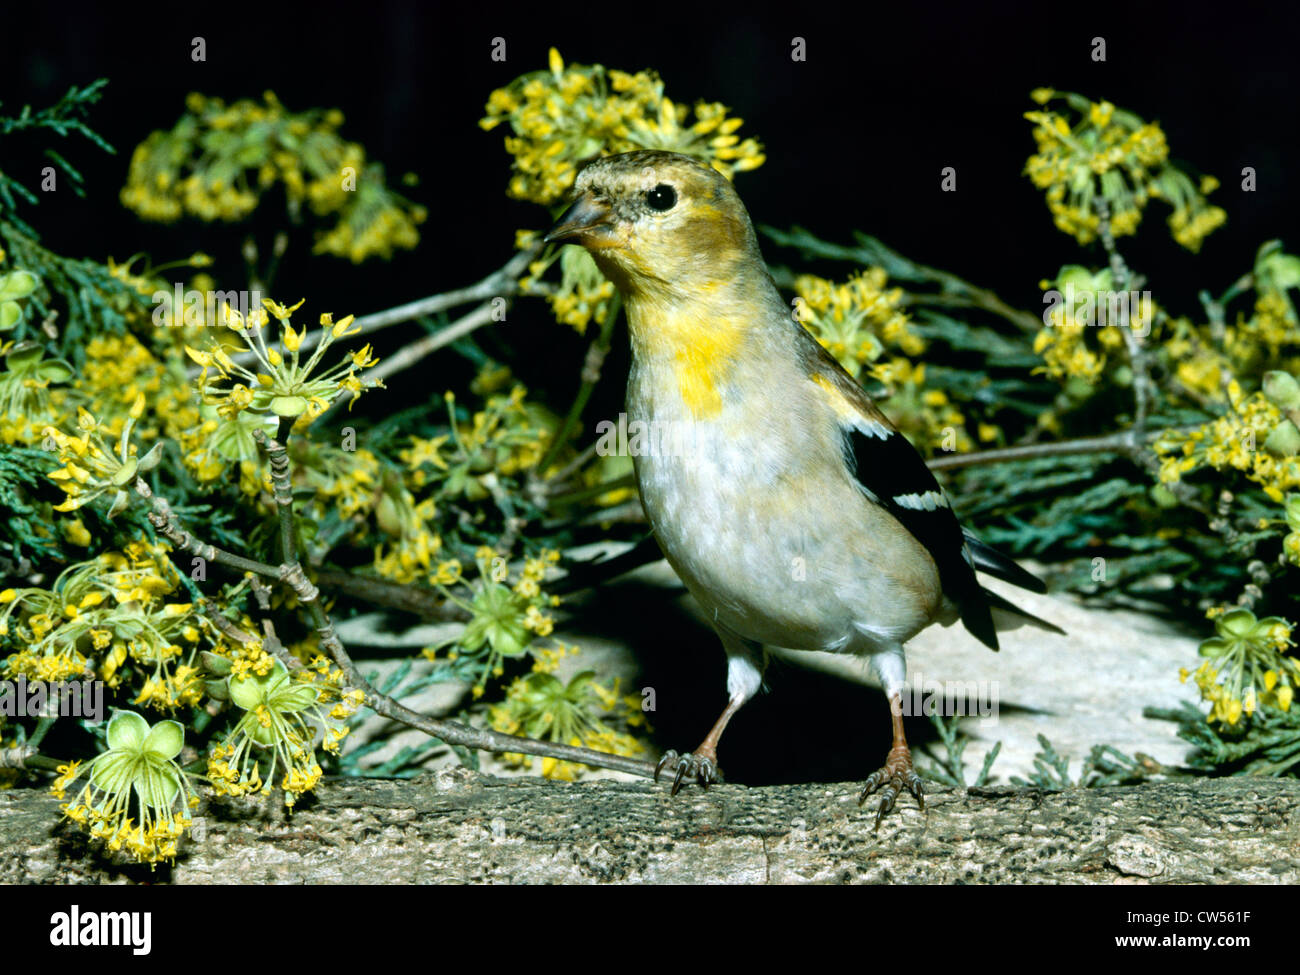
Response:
632,304,747,420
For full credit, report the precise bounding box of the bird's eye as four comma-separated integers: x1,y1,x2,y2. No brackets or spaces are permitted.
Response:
645,184,677,212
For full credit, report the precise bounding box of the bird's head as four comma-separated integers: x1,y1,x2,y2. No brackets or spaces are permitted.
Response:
544,150,763,300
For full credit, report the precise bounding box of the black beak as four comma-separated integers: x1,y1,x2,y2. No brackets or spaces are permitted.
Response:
544,192,612,244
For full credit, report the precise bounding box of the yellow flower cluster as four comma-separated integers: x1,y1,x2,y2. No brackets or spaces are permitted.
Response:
1160,316,1231,404
1033,320,1107,384
372,493,442,584
528,245,618,335
874,358,976,455
312,181,426,263
207,651,358,808
1181,609,1298,726
424,547,563,698
1024,88,1225,251
121,91,425,263
61,784,193,866
78,332,198,446
793,271,972,453
1,542,203,701
55,711,198,867
488,663,646,781
1229,289,1300,369
293,439,441,584
0,340,74,445
1032,267,1157,385
481,48,764,206
185,300,378,476
794,269,923,379
1156,381,1300,503
440,382,557,484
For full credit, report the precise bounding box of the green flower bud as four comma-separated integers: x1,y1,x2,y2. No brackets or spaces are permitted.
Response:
200,651,233,676
37,359,75,382
1216,608,1259,640
110,458,139,486
270,395,308,417
0,270,38,301
4,341,44,371
1264,420,1300,458
1262,371,1300,411
92,710,186,811
1261,252,1300,289
1150,484,1180,508
0,301,21,330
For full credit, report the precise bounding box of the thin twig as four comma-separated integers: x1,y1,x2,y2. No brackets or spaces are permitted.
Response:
134,478,281,578
539,439,601,493
927,431,1141,471
188,244,541,379
363,301,500,387
1095,198,1153,431
324,635,656,779
315,301,504,425
547,473,636,506
312,570,469,620
928,427,1211,516
536,292,621,474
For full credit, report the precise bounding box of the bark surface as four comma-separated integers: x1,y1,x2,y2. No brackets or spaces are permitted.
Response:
3,770,1296,884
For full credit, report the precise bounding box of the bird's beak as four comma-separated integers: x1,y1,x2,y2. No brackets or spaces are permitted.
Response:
544,191,613,246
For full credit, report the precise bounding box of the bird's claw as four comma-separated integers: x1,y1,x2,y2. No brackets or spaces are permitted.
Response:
858,747,925,828
654,749,719,795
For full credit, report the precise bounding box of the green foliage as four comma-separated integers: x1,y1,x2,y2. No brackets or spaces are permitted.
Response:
0,79,114,232
1008,734,1153,789
1149,701,1300,775
0,446,68,565
917,713,1001,788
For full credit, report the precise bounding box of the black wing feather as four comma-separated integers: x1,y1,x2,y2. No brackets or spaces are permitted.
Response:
846,427,999,651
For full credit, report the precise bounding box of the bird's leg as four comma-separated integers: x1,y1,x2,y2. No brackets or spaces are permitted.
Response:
858,694,925,828
655,697,743,794
656,641,762,795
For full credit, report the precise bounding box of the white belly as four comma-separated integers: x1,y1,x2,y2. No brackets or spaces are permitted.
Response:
627,365,939,655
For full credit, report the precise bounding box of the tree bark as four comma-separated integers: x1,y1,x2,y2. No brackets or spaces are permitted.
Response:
3,771,1297,884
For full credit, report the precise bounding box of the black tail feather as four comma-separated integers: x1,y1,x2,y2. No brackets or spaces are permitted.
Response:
963,529,1047,594
983,587,1067,636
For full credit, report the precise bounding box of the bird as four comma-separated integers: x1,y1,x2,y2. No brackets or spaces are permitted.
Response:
544,149,1062,823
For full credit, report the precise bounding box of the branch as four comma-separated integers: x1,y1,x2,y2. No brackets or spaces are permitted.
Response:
927,431,1142,471
7,774,1298,883
312,570,469,621
358,300,499,388
188,244,541,379
1094,198,1154,432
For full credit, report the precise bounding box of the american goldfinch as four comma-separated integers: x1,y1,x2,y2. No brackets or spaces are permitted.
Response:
545,150,1061,822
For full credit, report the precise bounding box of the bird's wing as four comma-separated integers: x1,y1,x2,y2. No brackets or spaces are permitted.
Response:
800,336,1003,649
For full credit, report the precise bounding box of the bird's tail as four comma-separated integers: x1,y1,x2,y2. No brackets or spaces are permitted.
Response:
957,529,1066,647
982,587,1067,636
963,529,1047,593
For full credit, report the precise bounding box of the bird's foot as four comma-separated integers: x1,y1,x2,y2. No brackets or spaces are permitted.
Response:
654,747,720,795
858,743,925,828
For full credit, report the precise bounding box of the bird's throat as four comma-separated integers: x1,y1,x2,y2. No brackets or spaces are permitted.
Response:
626,299,748,420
